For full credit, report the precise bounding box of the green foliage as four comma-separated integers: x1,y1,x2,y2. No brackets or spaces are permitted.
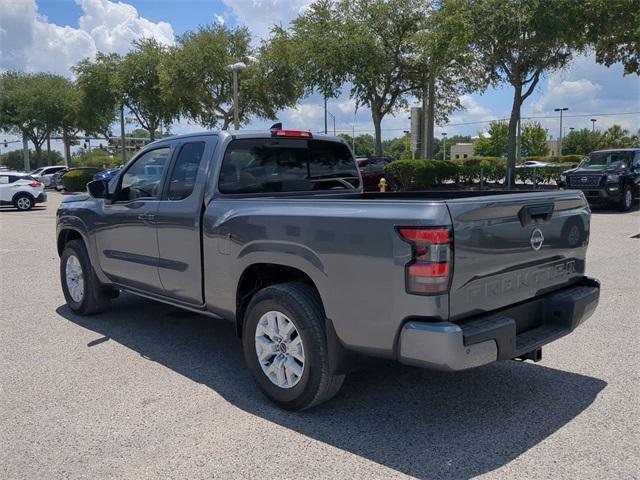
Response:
339,133,376,157
0,149,61,171
561,128,603,155
61,169,95,192
292,0,429,155
73,52,120,137
120,39,179,140
446,0,590,172
521,122,549,156
72,151,121,169
586,0,639,75
600,125,637,148
516,164,573,184
474,121,508,157
382,134,413,160
384,160,422,190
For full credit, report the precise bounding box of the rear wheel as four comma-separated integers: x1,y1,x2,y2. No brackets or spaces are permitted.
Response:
60,239,112,315
14,194,33,211
619,185,633,211
242,282,345,411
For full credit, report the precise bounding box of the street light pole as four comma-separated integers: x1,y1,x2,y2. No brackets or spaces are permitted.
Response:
590,118,597,133
554,107,568,156
441,132,447,161
227,62,247,130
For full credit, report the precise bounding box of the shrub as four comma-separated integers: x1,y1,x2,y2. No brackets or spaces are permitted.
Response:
384,160,422,190
73,152,121,169
62,169,95,192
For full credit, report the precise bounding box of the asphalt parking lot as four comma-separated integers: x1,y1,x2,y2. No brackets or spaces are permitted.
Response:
1,192,638,480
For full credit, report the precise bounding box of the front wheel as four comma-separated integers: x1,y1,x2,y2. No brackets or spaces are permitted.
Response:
619,185,633,211
242,283,345,411
60,239,112,315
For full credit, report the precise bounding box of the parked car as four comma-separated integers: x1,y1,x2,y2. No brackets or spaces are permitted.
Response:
53,167,100,191
0,171,47,210
517,160,550,168
31,165,68,187
57,129,600,410
356,156,393,191
94,166,123,182
558,148,640,211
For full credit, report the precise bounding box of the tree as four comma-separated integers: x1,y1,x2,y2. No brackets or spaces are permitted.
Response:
120,39,179,141
521,122,549,156
0,149,63,171
586,0,639,75
73,52,121,140
600,125,635,148
449,0,589,183
338,133,376,156
561,128,603,155
164,24,302,130
292,0,428,155
0,72,68,162
474,121,508,157
413,3,485,159
382,134,413,160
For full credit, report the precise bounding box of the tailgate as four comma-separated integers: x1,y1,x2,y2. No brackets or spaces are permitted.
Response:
445,191,590,321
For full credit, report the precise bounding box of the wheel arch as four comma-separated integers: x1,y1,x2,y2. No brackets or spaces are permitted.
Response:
235,263,321,338
12,190,35,203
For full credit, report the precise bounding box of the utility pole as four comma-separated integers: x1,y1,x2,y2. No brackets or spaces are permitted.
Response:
554,107,568,156
120,104,126,164
352,125,355,155
22,132,30,172
46,132,51,165
590,118,597,133
324,96,328,134
441,132,447,161
425,79,435,159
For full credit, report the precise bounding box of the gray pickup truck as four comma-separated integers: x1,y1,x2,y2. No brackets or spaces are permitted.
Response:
57,129,600,410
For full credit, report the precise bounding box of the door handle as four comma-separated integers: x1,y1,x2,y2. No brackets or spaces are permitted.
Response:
138,213,155,222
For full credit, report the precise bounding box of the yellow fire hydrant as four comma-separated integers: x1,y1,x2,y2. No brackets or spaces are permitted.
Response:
378,177,388,192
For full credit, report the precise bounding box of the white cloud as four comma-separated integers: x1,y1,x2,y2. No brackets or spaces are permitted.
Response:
214,14,225,25
0,0,174,76
221,0,310,39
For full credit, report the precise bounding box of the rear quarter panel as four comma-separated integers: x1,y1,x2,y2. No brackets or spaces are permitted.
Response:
202,198,452,357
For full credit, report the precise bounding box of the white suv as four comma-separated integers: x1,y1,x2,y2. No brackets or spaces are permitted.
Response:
0,172,47,211
31,166,68,187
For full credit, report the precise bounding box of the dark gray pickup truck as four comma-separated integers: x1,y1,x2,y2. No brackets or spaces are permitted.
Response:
57,129,600,410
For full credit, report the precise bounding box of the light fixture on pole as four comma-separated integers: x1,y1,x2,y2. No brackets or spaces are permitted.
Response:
227,62,247,130
590,118,597,133
554,107,568,156
441,132,447,161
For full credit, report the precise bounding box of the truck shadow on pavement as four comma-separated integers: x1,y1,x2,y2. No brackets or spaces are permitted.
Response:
57,294,606,480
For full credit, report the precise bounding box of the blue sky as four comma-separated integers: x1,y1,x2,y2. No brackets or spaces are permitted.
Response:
1,0,638,152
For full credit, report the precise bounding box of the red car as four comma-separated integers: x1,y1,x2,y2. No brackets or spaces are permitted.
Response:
356,156,393,191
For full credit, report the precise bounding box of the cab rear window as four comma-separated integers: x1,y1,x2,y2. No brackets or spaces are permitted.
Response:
218,138,360,194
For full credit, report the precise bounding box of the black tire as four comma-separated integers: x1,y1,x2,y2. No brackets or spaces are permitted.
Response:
13,193,33,211
60,239,111,315
242,282,345,411
619,185,633,211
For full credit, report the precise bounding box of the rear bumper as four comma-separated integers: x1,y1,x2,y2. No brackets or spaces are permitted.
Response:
398,276,600,371
35,192,47,203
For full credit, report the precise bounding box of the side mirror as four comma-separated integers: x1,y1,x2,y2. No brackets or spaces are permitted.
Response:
87,179,109,198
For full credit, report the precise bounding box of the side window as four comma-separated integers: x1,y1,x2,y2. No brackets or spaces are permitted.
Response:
0,176,8,184
166,142,205,201
118,147,170,201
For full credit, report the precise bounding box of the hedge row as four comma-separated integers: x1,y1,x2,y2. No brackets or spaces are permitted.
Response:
62,169,96,192
384,157,575,190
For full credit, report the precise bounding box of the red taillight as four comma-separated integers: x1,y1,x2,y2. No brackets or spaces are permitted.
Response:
29,181,42,187
398,227,451,295
271,129,313,138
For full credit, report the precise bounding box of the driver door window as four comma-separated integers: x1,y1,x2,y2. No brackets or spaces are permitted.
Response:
118,147,170,201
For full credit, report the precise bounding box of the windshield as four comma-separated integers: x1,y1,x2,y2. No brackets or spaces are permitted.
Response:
581,151,634,169
30,168,44,175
